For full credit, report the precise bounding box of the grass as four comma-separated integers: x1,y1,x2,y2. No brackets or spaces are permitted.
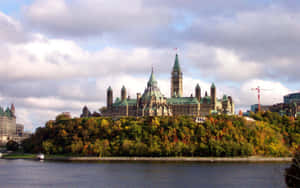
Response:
1,152,85,159
2,153,36,159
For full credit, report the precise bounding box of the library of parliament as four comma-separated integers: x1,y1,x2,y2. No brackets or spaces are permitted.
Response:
103,54,235,117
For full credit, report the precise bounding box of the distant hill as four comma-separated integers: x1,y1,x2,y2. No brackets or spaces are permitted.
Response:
22,113,300,157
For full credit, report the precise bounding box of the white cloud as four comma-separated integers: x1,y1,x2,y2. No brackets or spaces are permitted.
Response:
185,43,263,81
237,79,292,107
0,1,299,132
24,0,172,37
0,11,29,44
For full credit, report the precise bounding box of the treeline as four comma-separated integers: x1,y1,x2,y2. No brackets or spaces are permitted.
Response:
22,112,300,157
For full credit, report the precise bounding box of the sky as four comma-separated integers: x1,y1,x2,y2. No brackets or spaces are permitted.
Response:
0,0,299,132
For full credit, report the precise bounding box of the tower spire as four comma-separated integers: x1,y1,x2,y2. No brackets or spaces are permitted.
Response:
173,54,181,71
148,67,157,87
171,54,183,97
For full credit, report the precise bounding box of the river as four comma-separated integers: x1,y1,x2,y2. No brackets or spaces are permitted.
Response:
0,159,289,188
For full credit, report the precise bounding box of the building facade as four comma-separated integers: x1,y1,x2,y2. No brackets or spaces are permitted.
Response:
0,104,26,145
104,54,235,117
250,92,300,117
0,104,17,145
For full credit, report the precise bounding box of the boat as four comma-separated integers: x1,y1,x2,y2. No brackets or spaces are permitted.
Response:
37,153,45,160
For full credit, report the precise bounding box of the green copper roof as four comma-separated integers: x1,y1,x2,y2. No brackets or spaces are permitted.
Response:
112,99,137,107
167,97,199,105
147,68,158,87
211,82,216,88
173,54,181,71
201,96,211,104
107,86,112,91
142,69,165,101
196,84,200,89
0,106,13,118
142,88,164,101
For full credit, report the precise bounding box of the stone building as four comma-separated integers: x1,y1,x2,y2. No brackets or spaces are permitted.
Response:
0,104,28,145
104,54,235,117
0,104,17,145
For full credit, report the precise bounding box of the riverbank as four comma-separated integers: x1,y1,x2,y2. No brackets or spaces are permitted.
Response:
46,156,292,163
1,154,292,163
1,153,36,159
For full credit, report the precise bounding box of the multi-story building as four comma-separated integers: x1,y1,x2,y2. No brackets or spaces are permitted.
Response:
0,104,27,145
250,92,300,117
104,54,235,117
0,104,17,145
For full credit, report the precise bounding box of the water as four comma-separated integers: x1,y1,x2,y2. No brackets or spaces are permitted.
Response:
0,159,289,188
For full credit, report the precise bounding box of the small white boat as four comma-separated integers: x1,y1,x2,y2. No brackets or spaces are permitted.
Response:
37,154,45,160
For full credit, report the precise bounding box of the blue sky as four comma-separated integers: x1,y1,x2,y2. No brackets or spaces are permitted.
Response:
0,0,299,131
0,1,32,14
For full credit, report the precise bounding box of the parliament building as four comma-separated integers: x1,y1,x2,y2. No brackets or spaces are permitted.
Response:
104,54,235,117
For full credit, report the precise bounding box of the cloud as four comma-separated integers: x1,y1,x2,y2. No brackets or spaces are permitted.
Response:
235,79,292,108
0,11,30,44
0,1,299,132
183,6,300,81
24,0,172,37
184,43,263,82
0,33,180,82
22,0,300,82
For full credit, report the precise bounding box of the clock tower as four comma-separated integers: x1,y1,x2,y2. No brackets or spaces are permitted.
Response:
171,54,183,97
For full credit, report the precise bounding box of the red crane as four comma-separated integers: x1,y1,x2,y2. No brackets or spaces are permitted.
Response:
251,86,270,112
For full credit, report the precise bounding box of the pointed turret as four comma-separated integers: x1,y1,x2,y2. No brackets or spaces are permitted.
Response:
121,85,127,101
10,104,15,117
211,82,216,109
141,68,164,102
107,86,113,109
195,84,201,102
147,68,158,87
171,54,183,97
173,54,181,71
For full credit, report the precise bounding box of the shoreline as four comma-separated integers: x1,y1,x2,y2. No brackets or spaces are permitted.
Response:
44,156,292,163
1,154,292,162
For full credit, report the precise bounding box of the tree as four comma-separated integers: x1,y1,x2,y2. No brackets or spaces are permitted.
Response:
285,149,300,188
42,140,55,154
6,140,19,151
56,113,71,121
94,139,110,157
99,107,107,114
20,114,297,157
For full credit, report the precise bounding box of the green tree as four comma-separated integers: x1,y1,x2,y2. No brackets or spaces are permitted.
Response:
6,140,19,151
42,140,55,154
94,139,110,157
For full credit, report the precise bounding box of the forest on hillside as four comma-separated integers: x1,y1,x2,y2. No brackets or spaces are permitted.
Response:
22,112,300,157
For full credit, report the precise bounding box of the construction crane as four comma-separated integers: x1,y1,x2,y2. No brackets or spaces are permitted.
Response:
251,86,271,112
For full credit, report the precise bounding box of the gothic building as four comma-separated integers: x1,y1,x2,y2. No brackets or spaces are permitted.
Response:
104,54,235,117
0,104,23,145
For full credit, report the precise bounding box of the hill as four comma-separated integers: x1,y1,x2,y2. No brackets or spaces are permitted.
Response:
22,112,300,157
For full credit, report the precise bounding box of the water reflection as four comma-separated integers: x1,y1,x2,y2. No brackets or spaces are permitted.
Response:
0,160,289,188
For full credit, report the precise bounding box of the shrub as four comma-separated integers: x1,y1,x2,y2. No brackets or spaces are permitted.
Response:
6,140,19,151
